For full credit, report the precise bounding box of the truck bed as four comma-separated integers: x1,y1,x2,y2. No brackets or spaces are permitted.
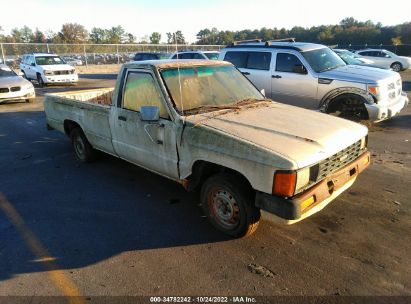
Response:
44,88,116,155
48,88,114,106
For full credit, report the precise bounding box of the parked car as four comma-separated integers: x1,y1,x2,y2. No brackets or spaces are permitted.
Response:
354,49,411,72
170,51,220,60
0,64,35,103
20,53,78,87
219,41,409,122
63,56,83,66
333,49,374,65
133,52,171,61
44,59,370,237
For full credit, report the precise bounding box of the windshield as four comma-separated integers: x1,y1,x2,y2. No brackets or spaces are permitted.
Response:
384,50,398,57
0,66,17,77
337,52,363,65
204,52,220,60
302,48,346,73
35,56,65,65
158,53,171,59
160,65,264,115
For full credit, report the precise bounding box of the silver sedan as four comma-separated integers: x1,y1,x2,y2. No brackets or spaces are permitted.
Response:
0,64,35,103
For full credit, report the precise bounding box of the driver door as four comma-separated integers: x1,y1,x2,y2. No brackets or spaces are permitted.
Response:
110,69,180,179
271,51,319,109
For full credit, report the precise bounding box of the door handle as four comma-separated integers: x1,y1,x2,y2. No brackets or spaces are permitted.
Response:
118,115,127,121
242,72,250,76
272,75,282,79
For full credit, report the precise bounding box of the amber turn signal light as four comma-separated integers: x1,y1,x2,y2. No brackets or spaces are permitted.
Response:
273,171,296,197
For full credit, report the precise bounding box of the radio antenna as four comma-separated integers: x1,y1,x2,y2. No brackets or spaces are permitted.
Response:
174,32,184,116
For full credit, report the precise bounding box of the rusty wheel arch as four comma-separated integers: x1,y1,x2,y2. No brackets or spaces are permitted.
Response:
63,120,82,137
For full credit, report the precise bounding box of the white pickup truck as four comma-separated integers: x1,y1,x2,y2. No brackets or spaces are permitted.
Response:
44,60,370,237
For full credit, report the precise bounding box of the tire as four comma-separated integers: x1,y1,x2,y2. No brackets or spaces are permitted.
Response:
70,128,95,163
26,99,33,103
326,94,368,121
37,73,45,88
390,62,402,72
200,173,260,237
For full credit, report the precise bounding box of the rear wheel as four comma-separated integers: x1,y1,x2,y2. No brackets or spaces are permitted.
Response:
70,128,95,162
200,173,260,237
390,62,402,72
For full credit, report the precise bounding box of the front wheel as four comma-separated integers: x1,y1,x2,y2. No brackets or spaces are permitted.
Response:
200,173,260,237
70,128,95,162
37,74,45,88
390,62,403,72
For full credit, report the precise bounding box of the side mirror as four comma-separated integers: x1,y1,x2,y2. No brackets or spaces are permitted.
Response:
31,62,36,67
260,89,266,97
292,64,307,74
140,106,160,121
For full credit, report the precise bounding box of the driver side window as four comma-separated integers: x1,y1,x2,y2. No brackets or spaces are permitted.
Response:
276,53,305,73
123,72,169,119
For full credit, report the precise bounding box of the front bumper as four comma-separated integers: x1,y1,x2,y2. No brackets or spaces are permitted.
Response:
365,92,409,122
0,87,35,102
256,151,370,224
44,73,78,84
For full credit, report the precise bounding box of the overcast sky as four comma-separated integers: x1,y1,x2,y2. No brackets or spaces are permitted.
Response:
1,0,410,42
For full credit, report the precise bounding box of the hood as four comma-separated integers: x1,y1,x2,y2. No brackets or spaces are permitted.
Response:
185,102,368,169
0,76,32,87
39,64,75,71
320,65,398,84
399,56,411,62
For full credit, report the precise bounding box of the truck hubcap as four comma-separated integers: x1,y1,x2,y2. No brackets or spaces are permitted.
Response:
209,188,240,228
74,135,86,159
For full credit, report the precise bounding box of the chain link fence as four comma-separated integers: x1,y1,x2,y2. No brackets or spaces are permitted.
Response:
0,43,223,68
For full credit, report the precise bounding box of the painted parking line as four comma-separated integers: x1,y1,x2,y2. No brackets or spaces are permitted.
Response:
0,193,85,304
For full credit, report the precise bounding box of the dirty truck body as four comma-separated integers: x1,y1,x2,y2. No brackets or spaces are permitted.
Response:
44,60,370,237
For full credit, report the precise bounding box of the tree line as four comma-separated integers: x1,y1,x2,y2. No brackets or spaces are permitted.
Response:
196,18,411,46
0,24,186,45
1,18,411,46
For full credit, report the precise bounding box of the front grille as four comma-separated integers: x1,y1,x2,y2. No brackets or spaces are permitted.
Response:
54,70,70,75
389,92,396,99
316,140,362,181
0,88,9,93
388,83,395,90
10,86,21,92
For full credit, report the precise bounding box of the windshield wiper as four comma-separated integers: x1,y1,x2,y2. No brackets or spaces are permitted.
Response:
182,98,270,116
182,104,241,115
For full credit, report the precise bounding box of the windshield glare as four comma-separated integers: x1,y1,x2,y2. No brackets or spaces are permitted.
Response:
161,65,263,115
302,48,346,73
204,53,219,60
0,66,16,77
35,56,65,65
338,52,362,65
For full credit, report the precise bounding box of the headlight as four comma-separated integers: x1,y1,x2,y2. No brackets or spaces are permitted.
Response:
272,167,312,197
23,84,33,90
360,136,368,150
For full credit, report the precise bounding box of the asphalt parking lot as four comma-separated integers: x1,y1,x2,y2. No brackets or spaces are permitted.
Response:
0,72,410,298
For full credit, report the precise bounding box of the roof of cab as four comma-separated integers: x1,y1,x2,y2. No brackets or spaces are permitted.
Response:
125,59,231,69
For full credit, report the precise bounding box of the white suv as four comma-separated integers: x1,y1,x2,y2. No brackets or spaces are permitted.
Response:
219,40,409,122
355,49,411,72
20,53,78,87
